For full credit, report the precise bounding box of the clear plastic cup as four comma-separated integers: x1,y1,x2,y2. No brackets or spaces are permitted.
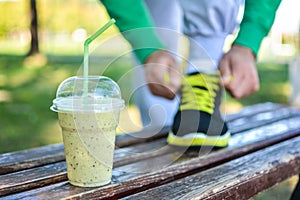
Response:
51,76,124,187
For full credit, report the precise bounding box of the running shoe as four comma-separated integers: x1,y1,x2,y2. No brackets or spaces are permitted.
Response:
167,72,230,147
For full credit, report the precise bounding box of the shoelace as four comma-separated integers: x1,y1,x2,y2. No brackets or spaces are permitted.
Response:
180,73,219,114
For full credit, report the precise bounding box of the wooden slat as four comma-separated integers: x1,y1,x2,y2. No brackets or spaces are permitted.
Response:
225,102,283,122
4,115,300,199
0,162,67,197
229,106,300,134
124,136,300,200
113,140,171,167
0,144,65,175
115,126,171,148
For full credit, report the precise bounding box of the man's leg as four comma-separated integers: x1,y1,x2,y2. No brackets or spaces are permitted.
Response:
181,0,243,115
132,0,182,129
167,0,243,147
180,0,244,72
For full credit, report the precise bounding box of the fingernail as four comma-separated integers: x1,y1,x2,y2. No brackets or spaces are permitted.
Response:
222,75,229,83
222,75,233,84
164,74,170,84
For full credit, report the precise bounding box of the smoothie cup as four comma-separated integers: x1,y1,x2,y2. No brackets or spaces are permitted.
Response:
51,76,124,187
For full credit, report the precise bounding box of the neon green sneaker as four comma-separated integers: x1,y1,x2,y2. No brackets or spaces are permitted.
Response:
167,72,230,148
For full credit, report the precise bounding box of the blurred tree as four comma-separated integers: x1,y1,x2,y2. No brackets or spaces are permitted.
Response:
28,0,39,56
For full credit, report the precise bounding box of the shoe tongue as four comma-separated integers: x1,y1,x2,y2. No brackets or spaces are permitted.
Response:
180,73,218,114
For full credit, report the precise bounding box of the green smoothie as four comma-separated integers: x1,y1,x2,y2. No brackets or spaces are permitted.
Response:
51,76,124,187
58,111,119,187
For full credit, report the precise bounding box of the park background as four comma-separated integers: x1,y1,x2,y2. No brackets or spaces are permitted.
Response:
0,0,299,199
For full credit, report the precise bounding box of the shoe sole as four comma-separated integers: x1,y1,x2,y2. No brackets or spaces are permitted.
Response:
167,131,230,147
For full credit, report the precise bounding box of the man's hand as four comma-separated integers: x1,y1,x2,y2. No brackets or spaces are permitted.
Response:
219,44,259,99
144,50,181,99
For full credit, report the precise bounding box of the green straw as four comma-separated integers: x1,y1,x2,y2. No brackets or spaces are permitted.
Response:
83,18,115,102
84,18,116,78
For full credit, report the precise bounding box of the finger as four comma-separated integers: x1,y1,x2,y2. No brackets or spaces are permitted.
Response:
148,82,176,99
229,75,247,99
168,65,181,95
225,66,245,98
145,62,166,85
219,56,232,87
146,65,176,99
150,60,180,99
230,74,259,99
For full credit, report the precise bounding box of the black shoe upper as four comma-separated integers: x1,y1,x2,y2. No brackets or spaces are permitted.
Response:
172,109,228,137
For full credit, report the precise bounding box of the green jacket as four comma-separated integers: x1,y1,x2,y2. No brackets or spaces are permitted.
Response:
100,0,281,63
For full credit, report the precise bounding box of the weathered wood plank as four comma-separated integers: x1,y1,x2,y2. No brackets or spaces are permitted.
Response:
124,136,300,200
113,140,171,167
115,126,171,148
0,162,67,197
225,102,283,122
0,144,65,175
229,106,300,134
4,115,300,199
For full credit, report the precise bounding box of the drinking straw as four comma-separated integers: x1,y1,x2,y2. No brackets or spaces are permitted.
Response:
83,18,115,102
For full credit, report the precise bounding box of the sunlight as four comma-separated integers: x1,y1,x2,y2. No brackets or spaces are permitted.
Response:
9,69,35,88
24,53,48,69
117,105,143,134
0,75,8,87
0,90,12,102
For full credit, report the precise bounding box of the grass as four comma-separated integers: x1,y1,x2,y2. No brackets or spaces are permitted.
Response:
0,54,75,153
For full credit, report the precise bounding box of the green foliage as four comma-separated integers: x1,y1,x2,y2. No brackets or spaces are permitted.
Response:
0,0,118,38
0,0,29,38
38,0,107,34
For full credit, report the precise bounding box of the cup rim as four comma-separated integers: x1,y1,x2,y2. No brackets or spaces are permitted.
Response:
50,97,125,113
51,75,125,113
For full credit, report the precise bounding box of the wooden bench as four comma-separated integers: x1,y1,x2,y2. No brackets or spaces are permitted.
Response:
1,102,300,199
